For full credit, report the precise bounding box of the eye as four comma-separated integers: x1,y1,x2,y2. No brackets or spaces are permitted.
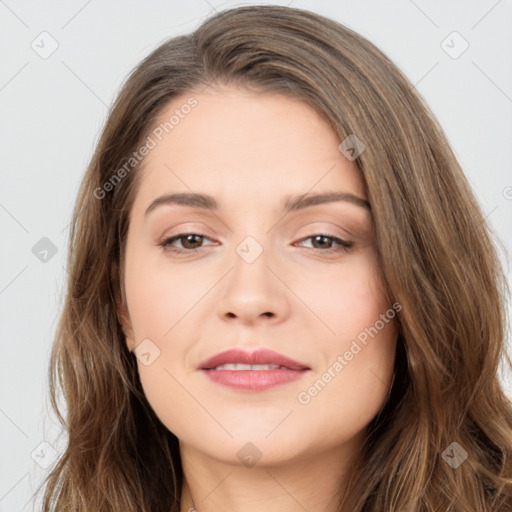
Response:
158,232,353,255
159,232,215,253
294,234,353,253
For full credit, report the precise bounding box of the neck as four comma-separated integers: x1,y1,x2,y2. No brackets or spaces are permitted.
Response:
178,435,363,512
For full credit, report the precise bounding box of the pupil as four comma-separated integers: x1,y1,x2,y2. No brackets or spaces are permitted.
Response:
314,235,331,249
183,234,202,248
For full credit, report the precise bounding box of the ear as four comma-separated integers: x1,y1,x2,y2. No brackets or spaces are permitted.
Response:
112,262,136,352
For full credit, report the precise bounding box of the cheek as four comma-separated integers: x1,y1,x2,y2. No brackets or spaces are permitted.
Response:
124,249,204,341
123,253,200,432
292,253,397,422
295,309,397,445
292,250,390,340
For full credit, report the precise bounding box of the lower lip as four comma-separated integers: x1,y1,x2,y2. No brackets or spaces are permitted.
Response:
201,368,309,391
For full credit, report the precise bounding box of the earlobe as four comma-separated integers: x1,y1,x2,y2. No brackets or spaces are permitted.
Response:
117,292,136,352
112,262,135,352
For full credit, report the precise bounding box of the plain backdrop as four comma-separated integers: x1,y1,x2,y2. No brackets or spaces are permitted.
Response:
1,1,511,510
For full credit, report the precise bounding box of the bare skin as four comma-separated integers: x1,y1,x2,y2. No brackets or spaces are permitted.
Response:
118,84,397,512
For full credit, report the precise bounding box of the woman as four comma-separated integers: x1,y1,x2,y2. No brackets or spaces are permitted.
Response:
38,5,512,511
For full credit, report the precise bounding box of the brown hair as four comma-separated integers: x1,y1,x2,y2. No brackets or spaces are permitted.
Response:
36,5,512,511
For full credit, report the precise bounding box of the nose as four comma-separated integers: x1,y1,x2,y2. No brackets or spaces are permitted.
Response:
215,243,290,326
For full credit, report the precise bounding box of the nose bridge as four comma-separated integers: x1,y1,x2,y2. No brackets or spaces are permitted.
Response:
216,232,287,322
231,233,274,298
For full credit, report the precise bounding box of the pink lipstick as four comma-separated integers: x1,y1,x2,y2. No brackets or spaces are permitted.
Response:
198,348,310,391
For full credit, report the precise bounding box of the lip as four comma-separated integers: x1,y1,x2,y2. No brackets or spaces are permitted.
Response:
198,348,309,371
198,348,311,391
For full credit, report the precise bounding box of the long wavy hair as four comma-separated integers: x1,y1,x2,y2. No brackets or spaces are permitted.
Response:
36,5,512,511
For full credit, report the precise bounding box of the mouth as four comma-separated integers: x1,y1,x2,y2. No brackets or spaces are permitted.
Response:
198,349,310,391
209,363,287,371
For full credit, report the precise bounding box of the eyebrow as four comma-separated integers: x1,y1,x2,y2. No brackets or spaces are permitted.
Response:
144,191,371,217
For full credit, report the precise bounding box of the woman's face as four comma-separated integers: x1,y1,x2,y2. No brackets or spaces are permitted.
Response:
120,85,398,467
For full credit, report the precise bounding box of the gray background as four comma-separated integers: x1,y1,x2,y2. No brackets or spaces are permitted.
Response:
1,1,511,510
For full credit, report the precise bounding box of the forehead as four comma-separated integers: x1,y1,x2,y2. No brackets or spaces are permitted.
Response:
132,87,366,213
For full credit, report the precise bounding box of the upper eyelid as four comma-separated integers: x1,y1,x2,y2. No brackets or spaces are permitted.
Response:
163,221,353,239
163,230,349,240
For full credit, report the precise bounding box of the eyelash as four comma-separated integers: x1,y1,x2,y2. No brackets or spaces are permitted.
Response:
158,232,353,255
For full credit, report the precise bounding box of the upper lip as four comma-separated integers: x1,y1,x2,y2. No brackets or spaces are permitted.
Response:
198,349,310,371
